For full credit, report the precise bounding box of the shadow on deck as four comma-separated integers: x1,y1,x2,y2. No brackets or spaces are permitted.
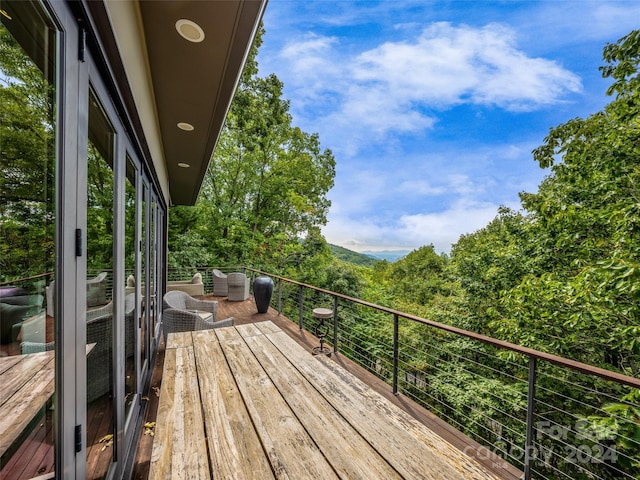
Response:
131,295,521,480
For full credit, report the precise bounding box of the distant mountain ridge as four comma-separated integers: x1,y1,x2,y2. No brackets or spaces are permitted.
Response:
329,244,379,266
360,250,410,262
329,244,410,264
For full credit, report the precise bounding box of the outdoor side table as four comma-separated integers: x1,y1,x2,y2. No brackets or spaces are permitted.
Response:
312,307,333,356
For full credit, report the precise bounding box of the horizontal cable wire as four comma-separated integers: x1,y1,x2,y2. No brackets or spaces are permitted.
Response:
274,279,640,479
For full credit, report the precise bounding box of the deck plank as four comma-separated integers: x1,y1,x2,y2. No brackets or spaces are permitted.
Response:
149,347,176,479
134,298,520,480
166,331,193,349
173,345,210,479
214,326,339,480
149,344,210,480
0,352,53,407
238,324,402,480
264,327,498,480
192,330,274,480
0,356,55,457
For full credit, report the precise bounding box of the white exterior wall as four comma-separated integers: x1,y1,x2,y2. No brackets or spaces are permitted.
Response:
103,0,171,204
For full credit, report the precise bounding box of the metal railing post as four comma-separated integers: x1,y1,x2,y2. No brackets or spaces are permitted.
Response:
298,285,304,330
393,313,399,395
277,278,282,315
524,356,537,480
333,295,339,354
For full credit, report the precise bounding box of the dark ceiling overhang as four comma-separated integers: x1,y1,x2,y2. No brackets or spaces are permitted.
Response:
139,0,266,205
83,0,266,207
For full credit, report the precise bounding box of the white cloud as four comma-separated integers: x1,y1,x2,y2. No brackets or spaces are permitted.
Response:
396,179,446,196
519,2,640,45
353,22,582,111
395,199,508,252
323,198,516,254
322,140,546,254
258,1,636,255
273,22,582,152
590,4,640,39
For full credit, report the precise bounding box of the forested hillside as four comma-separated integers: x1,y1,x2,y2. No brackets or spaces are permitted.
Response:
168,28,640,478
329,244,379,267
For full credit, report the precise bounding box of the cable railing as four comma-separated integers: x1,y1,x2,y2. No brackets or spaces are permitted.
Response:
239,267,640,480
4,266,639,478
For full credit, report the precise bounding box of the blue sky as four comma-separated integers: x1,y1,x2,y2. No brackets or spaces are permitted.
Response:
256,1,640,254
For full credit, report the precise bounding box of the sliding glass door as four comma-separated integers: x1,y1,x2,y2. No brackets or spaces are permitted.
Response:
85,88,116,479
1,2,167,477
0,2,58,478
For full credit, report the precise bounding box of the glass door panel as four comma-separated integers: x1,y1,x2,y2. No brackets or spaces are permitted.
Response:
0,2,58,478
141,183,148,374
149,199,157,342
86,88,115,480
124,156,138,422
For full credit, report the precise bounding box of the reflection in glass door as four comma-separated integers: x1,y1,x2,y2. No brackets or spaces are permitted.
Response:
124,156,138,424
141,183,148,376
0,3,58,478
149,199,157,343
86,89,115,479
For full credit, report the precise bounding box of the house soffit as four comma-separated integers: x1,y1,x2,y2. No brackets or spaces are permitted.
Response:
138,0,265,206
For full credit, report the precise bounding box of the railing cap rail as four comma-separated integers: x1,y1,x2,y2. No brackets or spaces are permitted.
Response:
244,267,640,390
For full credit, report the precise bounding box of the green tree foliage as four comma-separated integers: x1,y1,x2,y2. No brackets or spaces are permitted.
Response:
329,244,379,267
491,30,640,372
0,24,55,281
387,245,449,305
169,27,335,272
448,208,536,332
86,143,114,271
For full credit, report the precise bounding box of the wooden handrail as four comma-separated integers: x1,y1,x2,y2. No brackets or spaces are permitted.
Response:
0,272,54,286
245,267,640,390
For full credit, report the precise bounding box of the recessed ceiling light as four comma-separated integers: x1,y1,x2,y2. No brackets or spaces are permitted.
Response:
175,19,205,43
177,122,194,131
178,163,190,168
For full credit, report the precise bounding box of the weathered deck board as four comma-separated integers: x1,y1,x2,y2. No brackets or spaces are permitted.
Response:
0,352,53,406
0,352,55,457
262,326,498,480
150,320,502,480
134,297,520,480
149,345,209,480
192,330,274,480
237,324,402,480
165,331,193,349
214,326,339,479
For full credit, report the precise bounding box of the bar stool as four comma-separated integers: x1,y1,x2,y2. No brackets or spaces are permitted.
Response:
312,307,333,356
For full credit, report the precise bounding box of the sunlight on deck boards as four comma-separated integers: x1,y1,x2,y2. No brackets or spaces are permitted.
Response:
149,321,500,479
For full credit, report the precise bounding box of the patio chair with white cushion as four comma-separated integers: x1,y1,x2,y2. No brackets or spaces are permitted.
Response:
22,301,114,402
212,269,228,296
227,272,250,301
162,290,233,339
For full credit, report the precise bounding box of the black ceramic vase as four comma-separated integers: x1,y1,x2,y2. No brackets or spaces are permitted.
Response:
253,276,274,313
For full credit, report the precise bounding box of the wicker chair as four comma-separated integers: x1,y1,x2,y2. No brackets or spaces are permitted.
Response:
21,340,55,353
86,272,108,307
212,269,228,296
86,307,113,402
162,290,233,339
45,271,109,315
16,311,47,344
22,301,113,402
227,272,250,301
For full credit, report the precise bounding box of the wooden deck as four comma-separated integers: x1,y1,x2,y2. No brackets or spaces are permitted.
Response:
149,320,500,479
132,298,522,480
